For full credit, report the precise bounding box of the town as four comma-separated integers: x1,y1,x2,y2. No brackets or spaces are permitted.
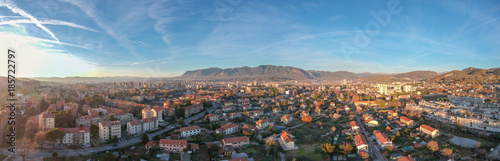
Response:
0,75,499,161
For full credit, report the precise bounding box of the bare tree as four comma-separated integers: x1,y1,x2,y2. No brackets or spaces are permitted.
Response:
34,131,46,148
17,137,39,161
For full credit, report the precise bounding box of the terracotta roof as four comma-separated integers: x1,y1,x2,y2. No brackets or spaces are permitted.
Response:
146,141,158,147
222,136,249,144
388,110,396,114
365,119,374,123
256,119,268,125
374,131,390,144
420,124,437,132
355,134,368,146
280,131,293,139
128,120,141,126
190,143,199,150
397,156,416,161
282,114,292,120
400,116,412,122
221,124,238,130
159,139,187,146
178,126,201,132
100,121,121,127
349,121,360,127
283,135,293,143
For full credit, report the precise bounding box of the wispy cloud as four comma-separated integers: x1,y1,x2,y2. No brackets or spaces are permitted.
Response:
0,0,60,42
0,18,98,32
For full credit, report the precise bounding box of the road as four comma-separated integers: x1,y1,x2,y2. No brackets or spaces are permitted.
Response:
352,104,388,161
1,104,220,161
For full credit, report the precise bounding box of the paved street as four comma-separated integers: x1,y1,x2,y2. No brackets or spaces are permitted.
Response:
352,104,388,161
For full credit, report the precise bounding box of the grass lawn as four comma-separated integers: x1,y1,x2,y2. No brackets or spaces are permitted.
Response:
191,146,210,161
293,143,322,160
43,155,91,161
0,154,8,161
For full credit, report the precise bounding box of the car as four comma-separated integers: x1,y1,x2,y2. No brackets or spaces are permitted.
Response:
113,144,118,147
91,150,96,153
106,148,110,151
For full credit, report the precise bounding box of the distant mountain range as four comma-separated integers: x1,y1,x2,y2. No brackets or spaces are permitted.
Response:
9,65,498,83
179,65,439,82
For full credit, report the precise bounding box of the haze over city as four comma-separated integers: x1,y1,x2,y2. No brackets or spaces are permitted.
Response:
1,0,500,77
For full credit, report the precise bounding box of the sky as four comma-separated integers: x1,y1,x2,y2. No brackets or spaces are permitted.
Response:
1,0,499,77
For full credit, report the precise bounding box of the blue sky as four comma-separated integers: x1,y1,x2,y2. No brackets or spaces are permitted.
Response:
1,0,499,77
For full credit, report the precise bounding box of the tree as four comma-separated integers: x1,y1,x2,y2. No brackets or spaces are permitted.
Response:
427,141,439,156
321,143,335,155
242,129,254,136
24,120,38,139
52,152,58,158
90,124,98,137
108,114,117,121
216,133,224,140
396,131,400,137
361,152,370,159
17,137,39,161
456,121,462,132
179,117,184,125
331,126,337,133
339,143,353,154
440,148,453,157
268,124,274,130
39,97,49,112
475,142,481,149
209,144,219,152
380,101,386,109
265,137,278,157
385,126,391,133
98,111,103,116
34,131,46,148
45,128,65,148
141,133,149,144
302,115,312,123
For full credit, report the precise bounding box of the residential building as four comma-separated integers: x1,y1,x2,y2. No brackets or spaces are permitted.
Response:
388,110,398,117
349,121,360,130
176,126,202,138
127,118,159,136
281,114,293,124
216,123,239,135
354,134,369,152
221,136,249,149
59,127,90,146
365,119,379,127
279,131,296,149
256,119,271,130
159,139,187,152
39,113,55,131
99,121,121,141
205,114,220,122
400,116,414,126
374,130,392,149
419,124,439,138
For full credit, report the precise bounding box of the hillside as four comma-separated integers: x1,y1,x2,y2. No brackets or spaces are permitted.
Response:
179,65,437,81
362,71,440,83
429,67,500,83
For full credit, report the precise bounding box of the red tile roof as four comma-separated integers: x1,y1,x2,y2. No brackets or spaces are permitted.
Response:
221,136,249,144
420,124,436,132
146,141,158,147
159,139,187,146
355,134,368,146
400,116,412,122
397,156,416,161
178,126,201,132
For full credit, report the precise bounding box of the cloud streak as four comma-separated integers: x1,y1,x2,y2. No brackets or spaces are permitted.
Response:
0,0,60,42
0,18,99,32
